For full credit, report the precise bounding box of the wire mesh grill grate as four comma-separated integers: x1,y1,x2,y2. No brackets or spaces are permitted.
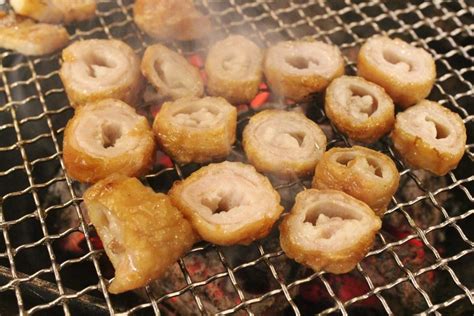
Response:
0,0,473,315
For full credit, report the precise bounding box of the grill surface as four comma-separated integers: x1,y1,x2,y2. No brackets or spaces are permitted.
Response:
0,0,473,315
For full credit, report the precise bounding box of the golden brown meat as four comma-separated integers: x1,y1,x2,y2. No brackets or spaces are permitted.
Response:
280,189,381,274
63,99,155,183
264,40,344,101
141,44,204,100
313,146,400,216
357,35,436,108
60,39,144,108
325,76,395,143
0,11,69,56
153,97,237,164
243,109,327,178
390,100,466,176
169,161,284,245
83,174,197,294
205,35,263,104
10,0,96,24
133,0,211,41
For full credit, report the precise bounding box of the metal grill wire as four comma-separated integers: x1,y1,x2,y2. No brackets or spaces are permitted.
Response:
0,0,473,314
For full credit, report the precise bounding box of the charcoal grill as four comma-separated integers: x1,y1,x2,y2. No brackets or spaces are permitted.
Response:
0,0,473,315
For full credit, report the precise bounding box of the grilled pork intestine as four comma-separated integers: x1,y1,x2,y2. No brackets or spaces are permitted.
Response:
313,146,400,217
10,0,96,24
205,35,263,104
169,162,284,245
243,110,327,178
83,174,197,294
280,189,381,274
141,44,204,100
358,35,436,109
390,100,466,176
63,99,155,183
60,39,144,108
325,76,395,143
264,40,344,101
153,97,237,164
0,11,69,56
133,0,210,41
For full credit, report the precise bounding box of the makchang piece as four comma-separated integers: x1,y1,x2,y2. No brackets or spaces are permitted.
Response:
141,44,204,100
10,0,96,24
264,40,344,101
63,99,155,183
153,97,237,164
391,100,466,176
243,110,327,178
83,174,197,294
313,146,400,216
60,39,144,108
205,35,263,104
358,35,436,108
325,76,395,143
280,189,381,274
169,162,284,245
0,11,69,55
134,0,210,41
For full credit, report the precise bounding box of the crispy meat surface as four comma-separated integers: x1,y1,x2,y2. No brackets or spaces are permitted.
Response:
0,11,69,55
83,174,197,294
10,0,96,24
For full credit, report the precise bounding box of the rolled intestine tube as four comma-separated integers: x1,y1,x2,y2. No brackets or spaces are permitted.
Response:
325,75,395,143
169,161,284,246
205,35,264,104
390,100,466,176
357,35,436,108
280,189,381,274
141,44,204,100
63,99,155,183
60,39,144,108
264,40,345,101
243,109,327,178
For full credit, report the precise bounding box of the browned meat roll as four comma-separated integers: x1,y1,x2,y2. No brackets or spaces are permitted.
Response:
264,40,344,101
313,146,400,216
63,99,155,183
141,44,204,100
390,100,466,176
10,0,96,24
134,0,211,41
169,161,284,245
0,11,69,56
280,189,381,274
242,109,327,178
60,39,144,108
205,35,263,104
358,35,436,109
153,97,237,164
83,174,197,294
325,76,395,143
